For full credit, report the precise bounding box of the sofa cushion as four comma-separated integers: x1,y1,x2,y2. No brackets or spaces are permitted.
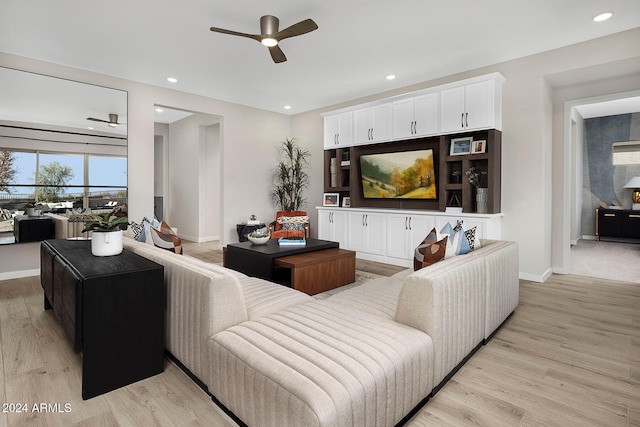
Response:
325,269,411,319
238,276,314,319
209,299,434,427
414,235,448,270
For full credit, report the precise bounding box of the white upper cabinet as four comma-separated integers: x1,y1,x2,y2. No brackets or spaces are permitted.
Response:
440,78,502,133
323,111,353,148
353,104,392,145
392,92,439,139
323,73,504,148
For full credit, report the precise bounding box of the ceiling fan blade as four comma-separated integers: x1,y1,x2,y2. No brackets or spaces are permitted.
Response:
269,45,287,63
210,26,261,42
275,19,318,42
87,117,108,123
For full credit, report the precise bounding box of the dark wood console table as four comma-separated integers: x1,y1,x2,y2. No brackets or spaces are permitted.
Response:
596,208,640,242
40,239,165,399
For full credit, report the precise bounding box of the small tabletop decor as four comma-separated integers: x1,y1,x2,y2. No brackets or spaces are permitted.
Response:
466,167,488,213
247,227,270,245
82,212,129,256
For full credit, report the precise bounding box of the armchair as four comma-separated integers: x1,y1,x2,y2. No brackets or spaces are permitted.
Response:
269,210,310,239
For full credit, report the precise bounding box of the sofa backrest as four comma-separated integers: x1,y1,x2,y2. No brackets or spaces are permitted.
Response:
123,237,247,386
396,243,490,386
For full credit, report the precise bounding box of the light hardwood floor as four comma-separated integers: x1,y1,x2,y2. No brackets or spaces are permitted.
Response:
0,244,637,426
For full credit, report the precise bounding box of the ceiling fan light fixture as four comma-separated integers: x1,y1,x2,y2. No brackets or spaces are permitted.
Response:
108,122,118,128
261,37,278,47
593,12,613,22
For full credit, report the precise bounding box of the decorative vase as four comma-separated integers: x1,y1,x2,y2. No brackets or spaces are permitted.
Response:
476,188,488,213
91,230,123,256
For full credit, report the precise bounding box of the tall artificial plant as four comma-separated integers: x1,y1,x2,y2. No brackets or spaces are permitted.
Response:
271,138,310,212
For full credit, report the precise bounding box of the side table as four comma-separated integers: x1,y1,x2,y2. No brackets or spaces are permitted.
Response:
14,214,54,243
236,223,266,242
40,239,165,399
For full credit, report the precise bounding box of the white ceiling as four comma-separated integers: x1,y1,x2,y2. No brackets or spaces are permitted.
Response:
1,0,640,116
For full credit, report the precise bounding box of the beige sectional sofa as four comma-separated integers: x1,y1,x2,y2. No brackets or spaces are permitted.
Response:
123,236,519,427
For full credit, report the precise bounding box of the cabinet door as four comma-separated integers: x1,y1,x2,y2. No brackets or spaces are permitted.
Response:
386,214,411,259
622,212,640,239
331,210,348,248
323,115,339,148
392,98,415,139
464,80,493,131
325,112,353,148
370,103,392,142
317,210,332,240
353,108,372,144
347,212,367,252
598,211,622,237
364,212,386,255
440,86,466,133
413,93,439,136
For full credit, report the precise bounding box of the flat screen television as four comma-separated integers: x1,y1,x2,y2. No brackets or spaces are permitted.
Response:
359,149,436,199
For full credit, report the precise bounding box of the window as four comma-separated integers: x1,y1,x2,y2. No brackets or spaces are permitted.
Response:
612,141,640,165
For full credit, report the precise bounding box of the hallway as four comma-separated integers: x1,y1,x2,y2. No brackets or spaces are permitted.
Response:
570,239,640,284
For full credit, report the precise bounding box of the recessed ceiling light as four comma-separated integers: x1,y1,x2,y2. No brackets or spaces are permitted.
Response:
167,77,178,83
385,74,396,81
593,12,613,22
155,108,164,113
284,105,292,110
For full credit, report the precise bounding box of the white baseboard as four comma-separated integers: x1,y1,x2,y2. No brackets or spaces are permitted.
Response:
519,268,552,283
0,268,40,281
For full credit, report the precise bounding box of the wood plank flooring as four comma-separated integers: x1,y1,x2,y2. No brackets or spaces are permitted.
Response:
0,243,637,426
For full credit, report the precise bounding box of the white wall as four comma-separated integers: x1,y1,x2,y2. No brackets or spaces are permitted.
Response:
291,28,640,282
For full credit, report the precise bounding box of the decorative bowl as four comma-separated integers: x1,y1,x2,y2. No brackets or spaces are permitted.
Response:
248,233,270,245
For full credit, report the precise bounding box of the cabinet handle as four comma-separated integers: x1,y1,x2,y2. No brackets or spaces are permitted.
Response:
465,112,469,127
604,213,616,217
409,217,412,230
461,113,464,128
405,217,408,230
365,214,368,226
629,215,640,218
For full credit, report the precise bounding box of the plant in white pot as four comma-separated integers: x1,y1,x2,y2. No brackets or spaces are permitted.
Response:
82,212,129,256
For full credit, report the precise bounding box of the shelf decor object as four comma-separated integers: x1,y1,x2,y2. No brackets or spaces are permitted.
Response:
450,137,473,156
623,176,640,210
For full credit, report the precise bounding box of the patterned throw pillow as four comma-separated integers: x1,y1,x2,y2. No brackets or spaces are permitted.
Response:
414,235,448,271
439,221,481,257
413,227,441,270
150,220,182,254
277,215,309,232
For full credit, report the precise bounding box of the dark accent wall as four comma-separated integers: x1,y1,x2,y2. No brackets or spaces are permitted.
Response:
585,114,632,204
582,112,640,237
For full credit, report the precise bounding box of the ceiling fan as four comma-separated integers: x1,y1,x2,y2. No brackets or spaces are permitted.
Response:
86,113,125,128
210,15,318,63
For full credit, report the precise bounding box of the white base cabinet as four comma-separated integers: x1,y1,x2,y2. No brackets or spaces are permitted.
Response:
347,211,386,256
317,209,348,248
317,207,502,268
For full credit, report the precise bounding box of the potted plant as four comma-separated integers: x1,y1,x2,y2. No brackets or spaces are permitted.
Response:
270,138,310,211
465,167,489,213
82,211,129,256
451,170,462,184
26,202,46,217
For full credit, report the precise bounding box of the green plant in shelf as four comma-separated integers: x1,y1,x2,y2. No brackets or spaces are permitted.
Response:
465,167,488,188
82,211,129,232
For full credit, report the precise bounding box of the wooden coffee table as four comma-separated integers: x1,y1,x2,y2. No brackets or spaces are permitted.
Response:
273,248,355,295
225,238,356,295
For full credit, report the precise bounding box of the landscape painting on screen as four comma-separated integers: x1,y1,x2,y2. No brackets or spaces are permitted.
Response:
360,149,436,199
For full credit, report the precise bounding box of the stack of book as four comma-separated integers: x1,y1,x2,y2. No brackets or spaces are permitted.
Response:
278,237,306,246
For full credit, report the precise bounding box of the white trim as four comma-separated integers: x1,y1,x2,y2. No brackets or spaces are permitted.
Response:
0,268,40,281
519,268,552,283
